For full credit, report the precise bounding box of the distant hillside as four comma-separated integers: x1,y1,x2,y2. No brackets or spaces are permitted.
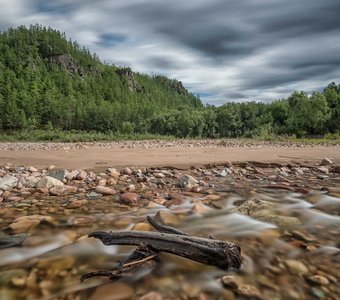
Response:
0,25,339,139
0,25,202,133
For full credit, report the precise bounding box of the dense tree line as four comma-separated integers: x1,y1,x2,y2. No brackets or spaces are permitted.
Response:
0,25,339,138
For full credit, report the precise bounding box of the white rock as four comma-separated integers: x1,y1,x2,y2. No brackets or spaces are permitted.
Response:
0,175,18,191
36,176,64,189
178,174,198,188
320,158,333,166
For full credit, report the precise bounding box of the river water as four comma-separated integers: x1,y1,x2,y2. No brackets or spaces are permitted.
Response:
0,174,339,300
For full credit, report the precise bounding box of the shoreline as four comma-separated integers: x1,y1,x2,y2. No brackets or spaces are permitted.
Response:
0,141,340,170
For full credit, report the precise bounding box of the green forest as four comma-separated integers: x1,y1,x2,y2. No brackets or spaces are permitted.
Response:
0,25,339,140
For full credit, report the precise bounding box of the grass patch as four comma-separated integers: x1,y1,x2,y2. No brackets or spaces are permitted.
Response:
0,129,176,142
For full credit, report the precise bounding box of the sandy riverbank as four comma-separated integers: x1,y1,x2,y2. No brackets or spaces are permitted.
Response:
1,141,340,170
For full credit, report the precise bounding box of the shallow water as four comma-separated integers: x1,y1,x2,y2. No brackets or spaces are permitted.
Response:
0,179,340,299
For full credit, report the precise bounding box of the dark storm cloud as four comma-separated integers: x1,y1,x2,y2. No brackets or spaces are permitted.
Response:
1,0,340,103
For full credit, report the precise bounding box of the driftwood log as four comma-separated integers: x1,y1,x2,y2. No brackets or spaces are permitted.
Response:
81,213,242,282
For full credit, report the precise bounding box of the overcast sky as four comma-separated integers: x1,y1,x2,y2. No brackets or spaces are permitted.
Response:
1,0,340,104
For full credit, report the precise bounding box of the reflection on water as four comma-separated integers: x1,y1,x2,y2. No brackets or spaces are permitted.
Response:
0,185,339,299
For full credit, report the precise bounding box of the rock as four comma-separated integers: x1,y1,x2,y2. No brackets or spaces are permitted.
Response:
66,170,79,180
0,175,18,191
95,186,116,195
11,273,27,287
284,260,308,275
292,167,304,175
120,192,139,204
107,178,117,186
232,199,276,216
317,174,329,180
236,284,262,299
221,275,241,289
191,203,212,215
0,233,28,249
25,176,40,187
291,230,316,243
36,176,64,189
89,282,134,300
86,191,102,200
154,172,165,178
121,167,133,175
155,210,179,225
257,215,301,227
178,174,198,188
49,185,77,196
320,158,333,166
97,178,107,186
47,169,69,181
307,275,330,286
66,199,88,209
218,169,228,177
132,222,151,231
0,269,27,285
139,291,163,300
28,166,39,172
77,170,87,180
107,168,120,178
8,215,55,234
37,256,76,277
317,166,329,174
334,165,340,173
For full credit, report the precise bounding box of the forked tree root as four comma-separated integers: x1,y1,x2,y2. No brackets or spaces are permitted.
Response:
81,212,242,282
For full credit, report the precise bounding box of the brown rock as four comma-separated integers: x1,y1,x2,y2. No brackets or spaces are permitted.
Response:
120,192,139,204
97,178,107,186
139,291,163,300
89,282,133,300
221,275,241,289
9,215,55,234
191,203,212,215
317,166,329,174
76,170,87,180
284,260,308,275
66,199,88,209
107,178,117,186
307,275,330,286
236,284,262,299
334,165,340,173
95,186,116,195
156,210,179,225
28,166,39,172
132,222,151,231
108,168,120,178
121,167,133,175
49,185,77,196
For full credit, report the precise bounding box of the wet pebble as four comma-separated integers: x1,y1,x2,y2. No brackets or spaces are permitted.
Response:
49,185,78,196
66,199,88,209
95,185,116,195
307,275,330,286
8,215,55,234
120,192,139,204
284,260,308,275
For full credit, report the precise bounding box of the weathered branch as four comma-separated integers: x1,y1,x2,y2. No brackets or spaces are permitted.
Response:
82,213,242,282
89,230,241,270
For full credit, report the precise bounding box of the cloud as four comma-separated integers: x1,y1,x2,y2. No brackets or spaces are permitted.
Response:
0,0,339,104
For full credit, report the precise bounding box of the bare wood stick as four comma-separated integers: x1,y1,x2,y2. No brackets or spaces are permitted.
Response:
147,215,188,235
88,230,242,270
